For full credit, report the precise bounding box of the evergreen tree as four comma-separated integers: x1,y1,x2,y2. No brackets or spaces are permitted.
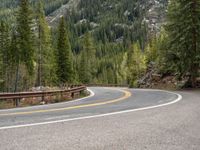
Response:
17,0,35,75
10,30,20,93
83,33,96,79
127,42,146,87
165,0,200,87
15,0,35,91
36,0,55,86
78,33,97,84
0,21,10,91
79,50,90,83
56,17,73,84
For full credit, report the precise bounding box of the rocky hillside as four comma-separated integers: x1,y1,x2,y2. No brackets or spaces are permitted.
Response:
143,0,168,35
0,0,168,38
47,0,168,42
46,0,80,27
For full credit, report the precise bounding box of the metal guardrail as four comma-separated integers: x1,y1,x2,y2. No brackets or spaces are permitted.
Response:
0,84,127,108
87,84,128,87
0,85,87,107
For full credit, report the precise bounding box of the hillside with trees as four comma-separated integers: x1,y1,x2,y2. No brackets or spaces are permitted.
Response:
0,0,199,92
0,0,69,22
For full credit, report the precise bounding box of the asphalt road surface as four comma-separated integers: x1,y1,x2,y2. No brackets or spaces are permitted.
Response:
0,87,199,150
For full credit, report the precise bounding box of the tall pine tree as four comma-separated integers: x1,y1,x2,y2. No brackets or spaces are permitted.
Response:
36,0,55,87
56,17,73,84
10,30,20,93
17,0,35,76
0,21,10,91
79,32,96,83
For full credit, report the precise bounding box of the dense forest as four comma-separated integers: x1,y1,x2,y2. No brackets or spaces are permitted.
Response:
0,0,69,22
0,0,199,92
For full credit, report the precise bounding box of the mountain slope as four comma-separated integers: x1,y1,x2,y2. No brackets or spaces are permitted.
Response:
0,0,169,88
0,0,69,21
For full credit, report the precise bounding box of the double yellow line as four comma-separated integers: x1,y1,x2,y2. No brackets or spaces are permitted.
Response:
0,88,131,116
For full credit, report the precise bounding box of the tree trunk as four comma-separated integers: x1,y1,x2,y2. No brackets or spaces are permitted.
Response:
14,62,20,107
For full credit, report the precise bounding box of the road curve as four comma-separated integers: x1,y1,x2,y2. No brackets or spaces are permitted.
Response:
0,87,199,150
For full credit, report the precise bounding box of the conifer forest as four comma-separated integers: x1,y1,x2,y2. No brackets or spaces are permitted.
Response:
0,0,200,92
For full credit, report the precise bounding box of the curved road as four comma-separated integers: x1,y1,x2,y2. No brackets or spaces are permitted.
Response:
0,87,199,150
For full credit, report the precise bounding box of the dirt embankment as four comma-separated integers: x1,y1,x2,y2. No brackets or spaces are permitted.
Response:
139,63,200,90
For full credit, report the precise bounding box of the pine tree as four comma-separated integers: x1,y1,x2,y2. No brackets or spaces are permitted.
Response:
10,30,20,93
15,0,35,91
17,0,35,75
127,42,146,87
56,17,73,84
36,0,55,87
83,33,96,80
79,50,90,83
165,0,200,87
0,21,10,91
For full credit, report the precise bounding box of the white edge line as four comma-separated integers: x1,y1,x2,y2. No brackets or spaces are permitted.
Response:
0,90,182,130
0,88,95,113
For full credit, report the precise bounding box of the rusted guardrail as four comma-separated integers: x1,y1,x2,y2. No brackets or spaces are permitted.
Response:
0,85,87,107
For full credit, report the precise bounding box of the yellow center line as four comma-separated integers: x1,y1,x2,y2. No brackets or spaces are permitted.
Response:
0,88,131,116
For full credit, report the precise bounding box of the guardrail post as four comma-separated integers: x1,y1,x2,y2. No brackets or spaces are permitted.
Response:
14,98,20,107
72,92,80,99
42,93,45,102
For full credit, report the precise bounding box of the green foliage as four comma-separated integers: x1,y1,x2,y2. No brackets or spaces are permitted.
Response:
0,0,69,22
0,21,10,91
154,30,172,74
56,17,74,84
79,50,91,84
17,0,35,76
145,36,159,63
35,0,56,86
164,0,200,87
0,0,178,91
127,42,146,87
